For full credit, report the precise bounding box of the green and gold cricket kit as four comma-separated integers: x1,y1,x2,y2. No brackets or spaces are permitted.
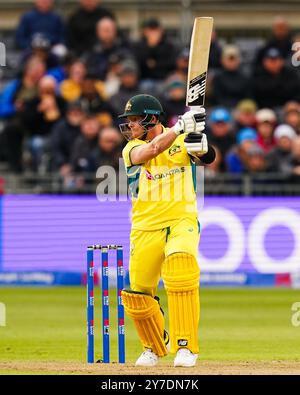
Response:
122,127,201,354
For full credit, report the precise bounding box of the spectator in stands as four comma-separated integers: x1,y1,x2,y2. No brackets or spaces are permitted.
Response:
252,48,300,108
79,73,115,126
256,108,277,152
22,75,66,171
134,18,176,92
70,113,100,173
207,108,236,171
88,126,123,171
0,56,46,172
211,45,250,108
16,0,65,50
205,145,222,178
282,101,300,135
226,127,257,174
290,136,300,178
21,33,60,70
60,60,105,102
255,16,293,67
208,30,222,71
67,0,115,55
104,53,126,98
85,17,131,80
244,144,268,174
167,48,189,84
267,124,295,174
51,100,85,173
160,79,186,128
234,99,257,129
109,62,141,116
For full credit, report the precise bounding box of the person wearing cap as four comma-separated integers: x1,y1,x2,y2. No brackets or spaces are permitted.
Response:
207,108,236,170
67,0,115,56
266,124,296,173
160,79,187,127
50,100,86,173
226,127,257,173
20,33,61,70
252,47,300,108
133,18,177,89
166,48,189,84
109,62,141,115
283,101,300,135
234,99,257,129
211,44,250,107
256,108,277,152
244,144,267,174
16,0,65,50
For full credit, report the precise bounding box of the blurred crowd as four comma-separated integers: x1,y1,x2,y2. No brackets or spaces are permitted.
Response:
1,0,300,186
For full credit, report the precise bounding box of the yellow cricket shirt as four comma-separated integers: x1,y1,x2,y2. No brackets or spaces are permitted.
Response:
122,127,198,230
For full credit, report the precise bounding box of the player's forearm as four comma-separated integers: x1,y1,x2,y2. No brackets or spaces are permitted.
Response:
149,129,178,155
130,130,178,164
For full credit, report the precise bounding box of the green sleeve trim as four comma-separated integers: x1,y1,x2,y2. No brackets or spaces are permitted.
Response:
190,159,197,193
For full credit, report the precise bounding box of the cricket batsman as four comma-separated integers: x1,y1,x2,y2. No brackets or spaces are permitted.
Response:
119,94,215,367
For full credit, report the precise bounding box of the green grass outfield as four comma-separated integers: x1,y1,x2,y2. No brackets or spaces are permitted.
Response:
0,287,299,374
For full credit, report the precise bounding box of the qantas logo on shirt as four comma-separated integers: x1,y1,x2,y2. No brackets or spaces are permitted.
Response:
144,167,186,181
145,169,154,180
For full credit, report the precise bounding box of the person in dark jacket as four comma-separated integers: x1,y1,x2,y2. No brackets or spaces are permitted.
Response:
254,16,293,68
16,0,65,50
207,108,236,171
67,0,115,55
50,100,86,172
252,48,300,108
266,124,296,173
70,113,100,173
211,45,250,108
85,17,132,80
88,126,123,171
79,73,116,125
0,56,46,172
160,79,187,128
134,18,177,85
22,75,66,170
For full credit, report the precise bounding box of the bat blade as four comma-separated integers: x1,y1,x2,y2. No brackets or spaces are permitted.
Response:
186,17,214,109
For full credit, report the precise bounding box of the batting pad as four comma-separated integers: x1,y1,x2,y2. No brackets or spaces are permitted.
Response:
121,289,168,357
162,253,200,354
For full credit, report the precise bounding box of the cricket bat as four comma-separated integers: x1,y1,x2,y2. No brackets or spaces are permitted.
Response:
186,17,214,110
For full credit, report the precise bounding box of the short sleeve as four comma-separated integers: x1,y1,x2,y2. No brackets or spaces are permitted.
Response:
122,139,146,167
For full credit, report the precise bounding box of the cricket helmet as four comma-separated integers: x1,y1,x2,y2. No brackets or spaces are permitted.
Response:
118,94,164,119
118,94,164,140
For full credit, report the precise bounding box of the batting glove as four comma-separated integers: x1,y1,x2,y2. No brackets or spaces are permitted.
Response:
184,132,208,158
173,107,206,135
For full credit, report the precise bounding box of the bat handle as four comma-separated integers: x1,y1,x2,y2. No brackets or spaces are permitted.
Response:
189,105,203,112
